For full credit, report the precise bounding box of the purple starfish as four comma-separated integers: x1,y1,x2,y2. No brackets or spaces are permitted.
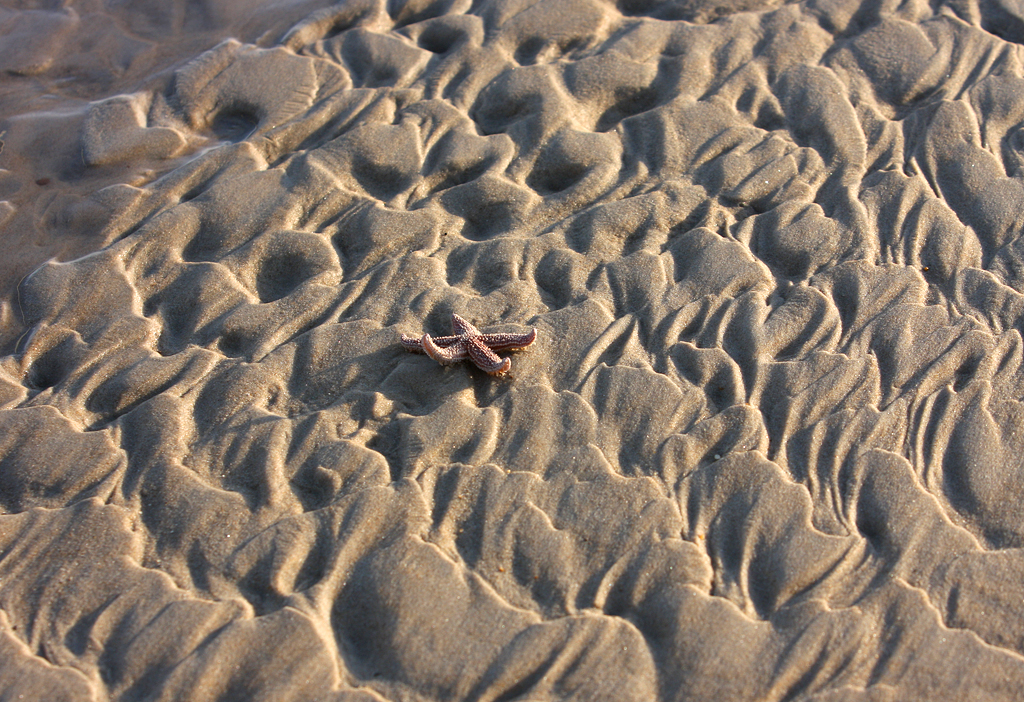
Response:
401,313,537,375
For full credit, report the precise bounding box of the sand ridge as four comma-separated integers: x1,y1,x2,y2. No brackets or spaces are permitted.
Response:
2,0,1024,699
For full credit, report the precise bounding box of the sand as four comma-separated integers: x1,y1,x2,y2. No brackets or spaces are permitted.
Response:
1,0,1024,699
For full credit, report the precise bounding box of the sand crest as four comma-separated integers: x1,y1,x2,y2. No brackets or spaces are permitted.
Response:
2,0,1024,699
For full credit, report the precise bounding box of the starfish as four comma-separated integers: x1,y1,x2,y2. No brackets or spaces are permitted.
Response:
401,313,537,375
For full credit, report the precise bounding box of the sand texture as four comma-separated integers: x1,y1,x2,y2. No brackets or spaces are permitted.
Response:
2,0,1024,699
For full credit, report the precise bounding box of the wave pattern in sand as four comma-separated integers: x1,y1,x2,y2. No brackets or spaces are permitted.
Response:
3,0,1024,699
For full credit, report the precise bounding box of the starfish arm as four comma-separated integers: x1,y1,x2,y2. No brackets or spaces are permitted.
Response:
400,333,425,353
402,333,465,353
450,313,483,337
423,334,464,348
466,336,512,375
422,334,469,364
477,328,537,351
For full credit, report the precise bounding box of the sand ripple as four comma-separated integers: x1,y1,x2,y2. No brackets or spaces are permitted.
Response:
3,0,1024,699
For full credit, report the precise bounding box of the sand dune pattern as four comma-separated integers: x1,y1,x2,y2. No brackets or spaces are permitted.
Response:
3,0,1024,699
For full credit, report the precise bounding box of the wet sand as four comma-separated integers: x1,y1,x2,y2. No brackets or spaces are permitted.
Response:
2,0,1024,699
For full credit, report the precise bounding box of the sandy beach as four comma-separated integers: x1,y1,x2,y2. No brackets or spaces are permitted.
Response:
2,0,1024,699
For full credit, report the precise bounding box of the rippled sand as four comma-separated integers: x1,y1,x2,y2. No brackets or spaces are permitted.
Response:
2,0,1024,700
